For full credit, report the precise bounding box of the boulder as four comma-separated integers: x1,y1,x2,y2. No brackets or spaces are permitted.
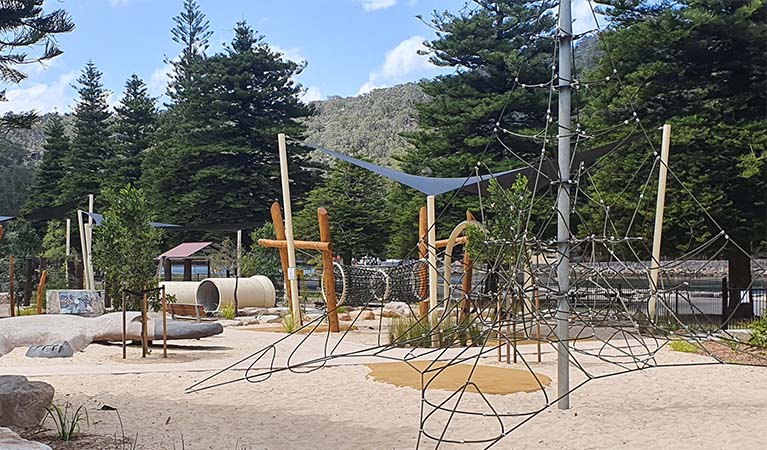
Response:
0,427,51,450
336,313,352,321
382,301,411,318
356,310,375,320
259,315,283,324
0,376,54,429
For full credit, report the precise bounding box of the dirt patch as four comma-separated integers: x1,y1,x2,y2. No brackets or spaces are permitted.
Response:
699,341,767,366
366,361,550,395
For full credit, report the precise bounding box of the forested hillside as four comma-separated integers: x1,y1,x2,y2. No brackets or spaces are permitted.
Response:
303,82,427,163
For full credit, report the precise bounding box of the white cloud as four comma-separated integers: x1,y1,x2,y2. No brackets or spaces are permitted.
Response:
572,0,605,34
358,35,434,95
0,71,77,114
148,62,173,98
108,0,131,5
301,86,323,103
359,0,397,11
272,45,306,64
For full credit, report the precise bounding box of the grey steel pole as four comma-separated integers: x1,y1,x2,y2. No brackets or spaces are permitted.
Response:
556,0,572,410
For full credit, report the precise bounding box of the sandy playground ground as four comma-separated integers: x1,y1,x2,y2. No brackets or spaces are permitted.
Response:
1,318,766,450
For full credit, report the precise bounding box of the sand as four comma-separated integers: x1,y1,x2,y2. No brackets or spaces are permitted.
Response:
1,322,766,449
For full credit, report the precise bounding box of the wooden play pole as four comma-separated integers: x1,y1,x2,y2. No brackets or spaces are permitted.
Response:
278,133,302,326
270,202,292,307
318,208,340,333
122,291,127,360
257,239,332,252
65,219,70,287
35,270,47,314
418,206,429,318
460,211,475,322
427,195,438,347
9,255,15,317
162,286,168,358
649,124,672,321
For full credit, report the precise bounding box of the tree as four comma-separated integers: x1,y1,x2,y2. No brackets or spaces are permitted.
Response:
93,185,161,309
242,223,282,286
0,1,74,130
580,0,766,284
59,62,112,203
26,116,70,211
167,0,212,106
388,0,557,255
143,20,316,229
0,141,33,215
107,74,158,189
295,158,391,264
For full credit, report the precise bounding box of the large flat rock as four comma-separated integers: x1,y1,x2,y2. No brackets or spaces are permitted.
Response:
0,427,52,450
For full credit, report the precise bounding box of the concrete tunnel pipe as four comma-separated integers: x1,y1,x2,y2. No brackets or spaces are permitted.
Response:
196,276,276,312
159,281,200,305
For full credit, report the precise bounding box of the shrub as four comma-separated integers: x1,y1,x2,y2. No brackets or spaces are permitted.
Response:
389,315,488,348
221,304,236,320
748,315,767,348
281,312,297,333
669,340,700,353
46,402,89,442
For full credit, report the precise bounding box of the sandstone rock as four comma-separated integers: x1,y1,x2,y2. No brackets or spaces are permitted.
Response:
259,315,283,324
382,301,411,318
336,313,352,321
0,376,54,429
356,310,375,320
236,316,259,326
381,309,401,318
0,427,52,450
265,307,291,317
218,319,242,328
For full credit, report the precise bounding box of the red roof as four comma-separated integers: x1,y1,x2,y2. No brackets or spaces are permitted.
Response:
158,242,215,259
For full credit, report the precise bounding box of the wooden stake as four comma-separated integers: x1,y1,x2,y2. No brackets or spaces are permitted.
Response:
649,124,672,320
162,286,168,358
270,202,292,309
427,195,438,348
122,291,127,360
535,288,542,363
141,291,148,358
460,211,475,323
35,270,47,314
318,208,340,333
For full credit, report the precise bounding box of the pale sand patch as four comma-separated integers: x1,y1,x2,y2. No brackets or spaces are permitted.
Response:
366,361,551,394
1,328,766,449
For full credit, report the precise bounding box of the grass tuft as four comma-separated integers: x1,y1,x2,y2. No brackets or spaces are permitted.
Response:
46,402,89,442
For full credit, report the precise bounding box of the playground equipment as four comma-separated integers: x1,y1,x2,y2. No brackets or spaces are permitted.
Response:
160,281,200,305
196,276,276,312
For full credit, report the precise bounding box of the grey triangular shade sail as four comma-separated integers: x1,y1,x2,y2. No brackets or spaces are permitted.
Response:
309,134,639,196
84,212,180,229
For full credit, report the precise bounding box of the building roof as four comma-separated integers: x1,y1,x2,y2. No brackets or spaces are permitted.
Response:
158,242,217,259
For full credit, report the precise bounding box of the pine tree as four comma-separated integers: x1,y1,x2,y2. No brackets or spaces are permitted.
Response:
388,0,557,255
167,0,212,106
580,0,766,281
26,116,70,210
143,20,316,229
107,74,158,189
59,61,112,203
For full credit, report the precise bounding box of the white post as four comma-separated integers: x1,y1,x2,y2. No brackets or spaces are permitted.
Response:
236,229,243,278
86,194,95,290
649,124,672,320
65,219,71,287
278,133,301,325
556,0,573,410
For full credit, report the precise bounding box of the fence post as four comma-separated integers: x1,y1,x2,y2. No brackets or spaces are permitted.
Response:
23,257,33,306
721,277,728,330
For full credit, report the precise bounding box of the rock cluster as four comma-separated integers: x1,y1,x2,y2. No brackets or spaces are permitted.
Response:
0,375,54,429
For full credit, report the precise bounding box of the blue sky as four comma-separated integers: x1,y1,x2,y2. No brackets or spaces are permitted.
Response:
0,0,601,114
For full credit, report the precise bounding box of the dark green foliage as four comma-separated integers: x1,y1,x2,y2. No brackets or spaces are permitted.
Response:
167,0,212,106
0,140,33,215
93,185,161,308
0,0,74,84
26,116,69,211
580,0,767,256
294,158,391,262
241,223,282,286
59,62,112,203
143,20,316,229
106,75,158,189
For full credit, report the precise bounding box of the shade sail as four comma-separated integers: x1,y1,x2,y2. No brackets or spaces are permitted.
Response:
84,212,180,229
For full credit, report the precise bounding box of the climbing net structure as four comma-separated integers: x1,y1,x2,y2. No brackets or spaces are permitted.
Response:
189,2,766,448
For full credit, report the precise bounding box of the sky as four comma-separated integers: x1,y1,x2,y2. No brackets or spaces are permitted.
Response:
0,0,602,114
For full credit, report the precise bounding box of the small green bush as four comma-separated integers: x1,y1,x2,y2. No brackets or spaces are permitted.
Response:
336,305,348,314
19,306,38,316
46,402,89,442
748,316,767,348
281,312,298,333
221,304,236,320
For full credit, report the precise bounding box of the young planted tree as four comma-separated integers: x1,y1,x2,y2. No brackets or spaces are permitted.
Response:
107,75,158,189
26,116,70,211
93,185,161,309
295,158,391,264
242,223,282,286
59,62,112,203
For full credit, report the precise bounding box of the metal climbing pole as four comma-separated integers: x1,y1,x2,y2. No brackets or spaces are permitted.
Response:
556,0,572,410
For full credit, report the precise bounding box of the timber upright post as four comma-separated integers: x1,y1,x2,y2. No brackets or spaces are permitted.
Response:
162,285,168,358
556,0,573,410
317,208,340,332
427,195,439,347
9,255,15,317
270,202,293,309
649,124,672,321
141,290,148,358
278,133,302,327
418,207,429,318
